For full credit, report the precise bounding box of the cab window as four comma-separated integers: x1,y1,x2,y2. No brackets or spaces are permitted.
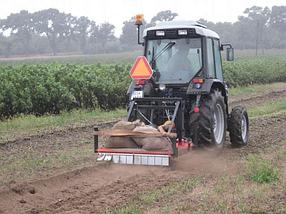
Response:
206,38,215,78
213,39,223,81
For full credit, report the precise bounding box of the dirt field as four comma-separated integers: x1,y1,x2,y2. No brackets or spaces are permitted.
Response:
0,87,286,214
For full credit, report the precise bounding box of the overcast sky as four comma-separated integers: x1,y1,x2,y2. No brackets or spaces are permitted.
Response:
0,0,285,36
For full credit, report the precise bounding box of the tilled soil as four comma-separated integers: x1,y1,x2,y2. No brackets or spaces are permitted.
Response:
229,88,286,109
0,89,286,213
2,88,286,162
0,120,117,154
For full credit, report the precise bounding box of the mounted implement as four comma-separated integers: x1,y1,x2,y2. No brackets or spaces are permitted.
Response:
94,15,249,166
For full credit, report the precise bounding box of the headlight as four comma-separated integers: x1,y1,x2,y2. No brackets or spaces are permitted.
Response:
156,31,165,36
178,29,188,35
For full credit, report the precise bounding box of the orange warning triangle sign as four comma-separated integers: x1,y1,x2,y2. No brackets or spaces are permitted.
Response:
130,56,153,79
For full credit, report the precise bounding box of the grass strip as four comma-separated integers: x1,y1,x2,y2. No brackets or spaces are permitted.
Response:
248,99,286,117
0,109,125,143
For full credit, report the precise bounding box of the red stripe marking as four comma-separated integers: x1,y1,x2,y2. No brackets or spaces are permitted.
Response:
97,148,172,155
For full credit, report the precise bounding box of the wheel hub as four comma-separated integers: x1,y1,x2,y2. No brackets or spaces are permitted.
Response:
213,103,224,144
241,114,247,142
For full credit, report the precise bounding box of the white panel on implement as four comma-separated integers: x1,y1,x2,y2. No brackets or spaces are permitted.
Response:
98,153,170,166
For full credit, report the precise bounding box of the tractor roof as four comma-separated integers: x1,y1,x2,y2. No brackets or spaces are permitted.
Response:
143,20,219,39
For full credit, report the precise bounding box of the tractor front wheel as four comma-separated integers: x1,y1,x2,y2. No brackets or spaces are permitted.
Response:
229,106,249,147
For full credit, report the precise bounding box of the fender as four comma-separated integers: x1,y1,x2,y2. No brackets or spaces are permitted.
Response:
187,78,229,113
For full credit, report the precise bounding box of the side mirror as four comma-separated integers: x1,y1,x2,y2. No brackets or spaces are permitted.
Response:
221,43,234,61
226,47,234,61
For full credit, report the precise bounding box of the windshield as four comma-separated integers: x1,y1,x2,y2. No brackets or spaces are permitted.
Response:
146,38,202,84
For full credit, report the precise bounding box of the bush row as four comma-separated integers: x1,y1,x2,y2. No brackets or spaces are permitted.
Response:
0,64,131,118
223,57,286,87
0,57,286,118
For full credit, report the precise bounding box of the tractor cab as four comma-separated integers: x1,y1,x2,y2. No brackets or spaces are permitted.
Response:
144,21,223,85
128,20,234,97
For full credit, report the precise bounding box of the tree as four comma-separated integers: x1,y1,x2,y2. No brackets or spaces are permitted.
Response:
0,35,14,57
75,16,92,53
240,6,271,53
96,22,115,53
269,6,286,48
62,13,77,47
0,10,34,55
197,19,216,29
270,6,286,30
150,10,178,24
1,5,286,56
199,19,234,44
33,9,75,55
88,21,99,53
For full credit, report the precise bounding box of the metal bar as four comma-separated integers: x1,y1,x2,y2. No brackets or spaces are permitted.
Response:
168,101,180,133
176,100,185,139
171,138,178,157
136,105,176,109
94,127,98,153
137,109,153,125
133,97,182,101
136,25,144,45
127,101,135,121
150,108,154,124
95,130,176,138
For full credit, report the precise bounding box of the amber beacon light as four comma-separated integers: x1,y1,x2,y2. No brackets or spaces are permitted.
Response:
135,14,144,25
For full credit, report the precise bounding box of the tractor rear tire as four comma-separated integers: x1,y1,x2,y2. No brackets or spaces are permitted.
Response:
190,90,227,147
229,106,249,147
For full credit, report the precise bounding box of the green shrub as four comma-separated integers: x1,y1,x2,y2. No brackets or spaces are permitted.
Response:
246,154,279,183
0,56,286,119
223,56,286,87
0,63,130,118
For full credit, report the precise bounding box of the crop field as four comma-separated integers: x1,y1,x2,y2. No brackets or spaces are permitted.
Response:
0,51,286,213
0,64,130,118
1,51,286,118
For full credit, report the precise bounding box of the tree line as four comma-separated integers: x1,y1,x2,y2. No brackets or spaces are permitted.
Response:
0,6,285,57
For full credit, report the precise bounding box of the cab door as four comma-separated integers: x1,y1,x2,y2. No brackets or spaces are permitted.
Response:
206,38,224,81
213,39,224,81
